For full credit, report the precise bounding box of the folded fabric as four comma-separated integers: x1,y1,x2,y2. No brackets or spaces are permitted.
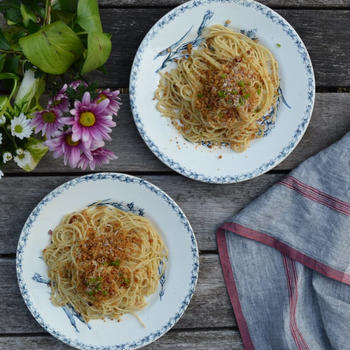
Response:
217,132,350,350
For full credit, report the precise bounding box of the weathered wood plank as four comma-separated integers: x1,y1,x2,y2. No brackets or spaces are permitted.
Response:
86,9,350,87
100,0,350,7
0,329,243,350
0,174,282,254
4,93,350,174
0,255,235,333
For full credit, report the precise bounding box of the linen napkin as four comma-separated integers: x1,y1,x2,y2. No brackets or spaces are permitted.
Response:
217,132,350,350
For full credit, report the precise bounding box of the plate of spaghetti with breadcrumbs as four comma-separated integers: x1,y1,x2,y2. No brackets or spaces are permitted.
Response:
16,173,198,350
130,0,315,183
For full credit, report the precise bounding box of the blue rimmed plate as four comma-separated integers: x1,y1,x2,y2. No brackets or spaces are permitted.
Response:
129,0,315,183
16,173,198,350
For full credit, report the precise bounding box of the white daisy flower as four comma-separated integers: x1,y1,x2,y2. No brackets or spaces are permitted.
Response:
11,113,32,139
14,150,33,169
0,115,6,126
3,152,12,163
0,132,2,145
16,148,24,155
0,170,3,179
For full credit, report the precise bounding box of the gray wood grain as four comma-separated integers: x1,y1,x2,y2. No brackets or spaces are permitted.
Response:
0,174,282,254
4,93,350,174
100,0,350,7
0,329,243,350
85,9,350,88
0,255,236,333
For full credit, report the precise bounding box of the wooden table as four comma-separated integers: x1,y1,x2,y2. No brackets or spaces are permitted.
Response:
0,1,349,349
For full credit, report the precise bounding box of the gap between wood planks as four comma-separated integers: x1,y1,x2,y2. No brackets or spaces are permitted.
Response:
110,87,350,94
98,5,350,11
0,327,238,338
1,169,290,178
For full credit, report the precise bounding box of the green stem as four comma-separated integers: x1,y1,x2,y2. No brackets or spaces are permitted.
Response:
1,124,17,150
8,79,18,101
0,49,22,55
44,0,52,25
76,32,88,35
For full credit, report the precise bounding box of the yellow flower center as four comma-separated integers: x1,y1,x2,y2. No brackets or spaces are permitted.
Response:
42,111,56,123
96,94,107,104
79,111,96,127
65,134,80,147
14,125,23,133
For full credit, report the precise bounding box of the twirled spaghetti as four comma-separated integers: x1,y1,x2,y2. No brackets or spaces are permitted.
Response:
43,204,168,325
155,24,280,152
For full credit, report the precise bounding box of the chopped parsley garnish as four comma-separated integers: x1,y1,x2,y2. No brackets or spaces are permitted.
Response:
110,259,121,267
257,88,261,95
239,97,244,106
238,81,245,87
217,90,226,98
276,43,281,48
220,73,226,79
197,92,204,98
243,93,250,99
231,89,238,95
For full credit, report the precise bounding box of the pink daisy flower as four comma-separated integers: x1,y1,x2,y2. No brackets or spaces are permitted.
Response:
78,148,117,170
95,89,121,116
31,108,64,137
48,84,69,113
45,131,92,168
69,80,88,90
67,92,116,148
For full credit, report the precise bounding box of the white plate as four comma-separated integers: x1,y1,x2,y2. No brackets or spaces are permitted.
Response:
130,0,315,183
16,173,199,350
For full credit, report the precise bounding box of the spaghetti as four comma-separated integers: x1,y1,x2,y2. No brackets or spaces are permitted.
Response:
155,24,280,152
43,204,168,325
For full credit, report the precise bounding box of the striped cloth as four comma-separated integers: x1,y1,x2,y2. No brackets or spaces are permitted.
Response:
217,133,350,350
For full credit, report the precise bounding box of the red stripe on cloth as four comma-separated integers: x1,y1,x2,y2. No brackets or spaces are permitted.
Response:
280,176,350,216
282,255,305,350
217,227,255,350
289,259,310,350
287,176,350,210
281,181,350,216
220,222,350,285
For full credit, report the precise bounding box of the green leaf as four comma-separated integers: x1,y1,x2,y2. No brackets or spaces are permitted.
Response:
4,55,20,74
23,137,48,172
52,10,76,25
0,72,20,100
0,29,11,50
53,0,79,13
27,21,41,34
0,54,6,72
20,3,37,27
81,32,111,75
0,0,21,9
19,21,84,75
35,77,46,105
0,96,11,115
5,7,22,25
77,0,102,33
0,72,20,82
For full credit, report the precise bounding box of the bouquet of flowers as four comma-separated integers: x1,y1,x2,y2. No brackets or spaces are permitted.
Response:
0,0,120,179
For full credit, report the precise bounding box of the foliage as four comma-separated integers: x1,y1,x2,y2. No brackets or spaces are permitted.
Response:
0,1,117,178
